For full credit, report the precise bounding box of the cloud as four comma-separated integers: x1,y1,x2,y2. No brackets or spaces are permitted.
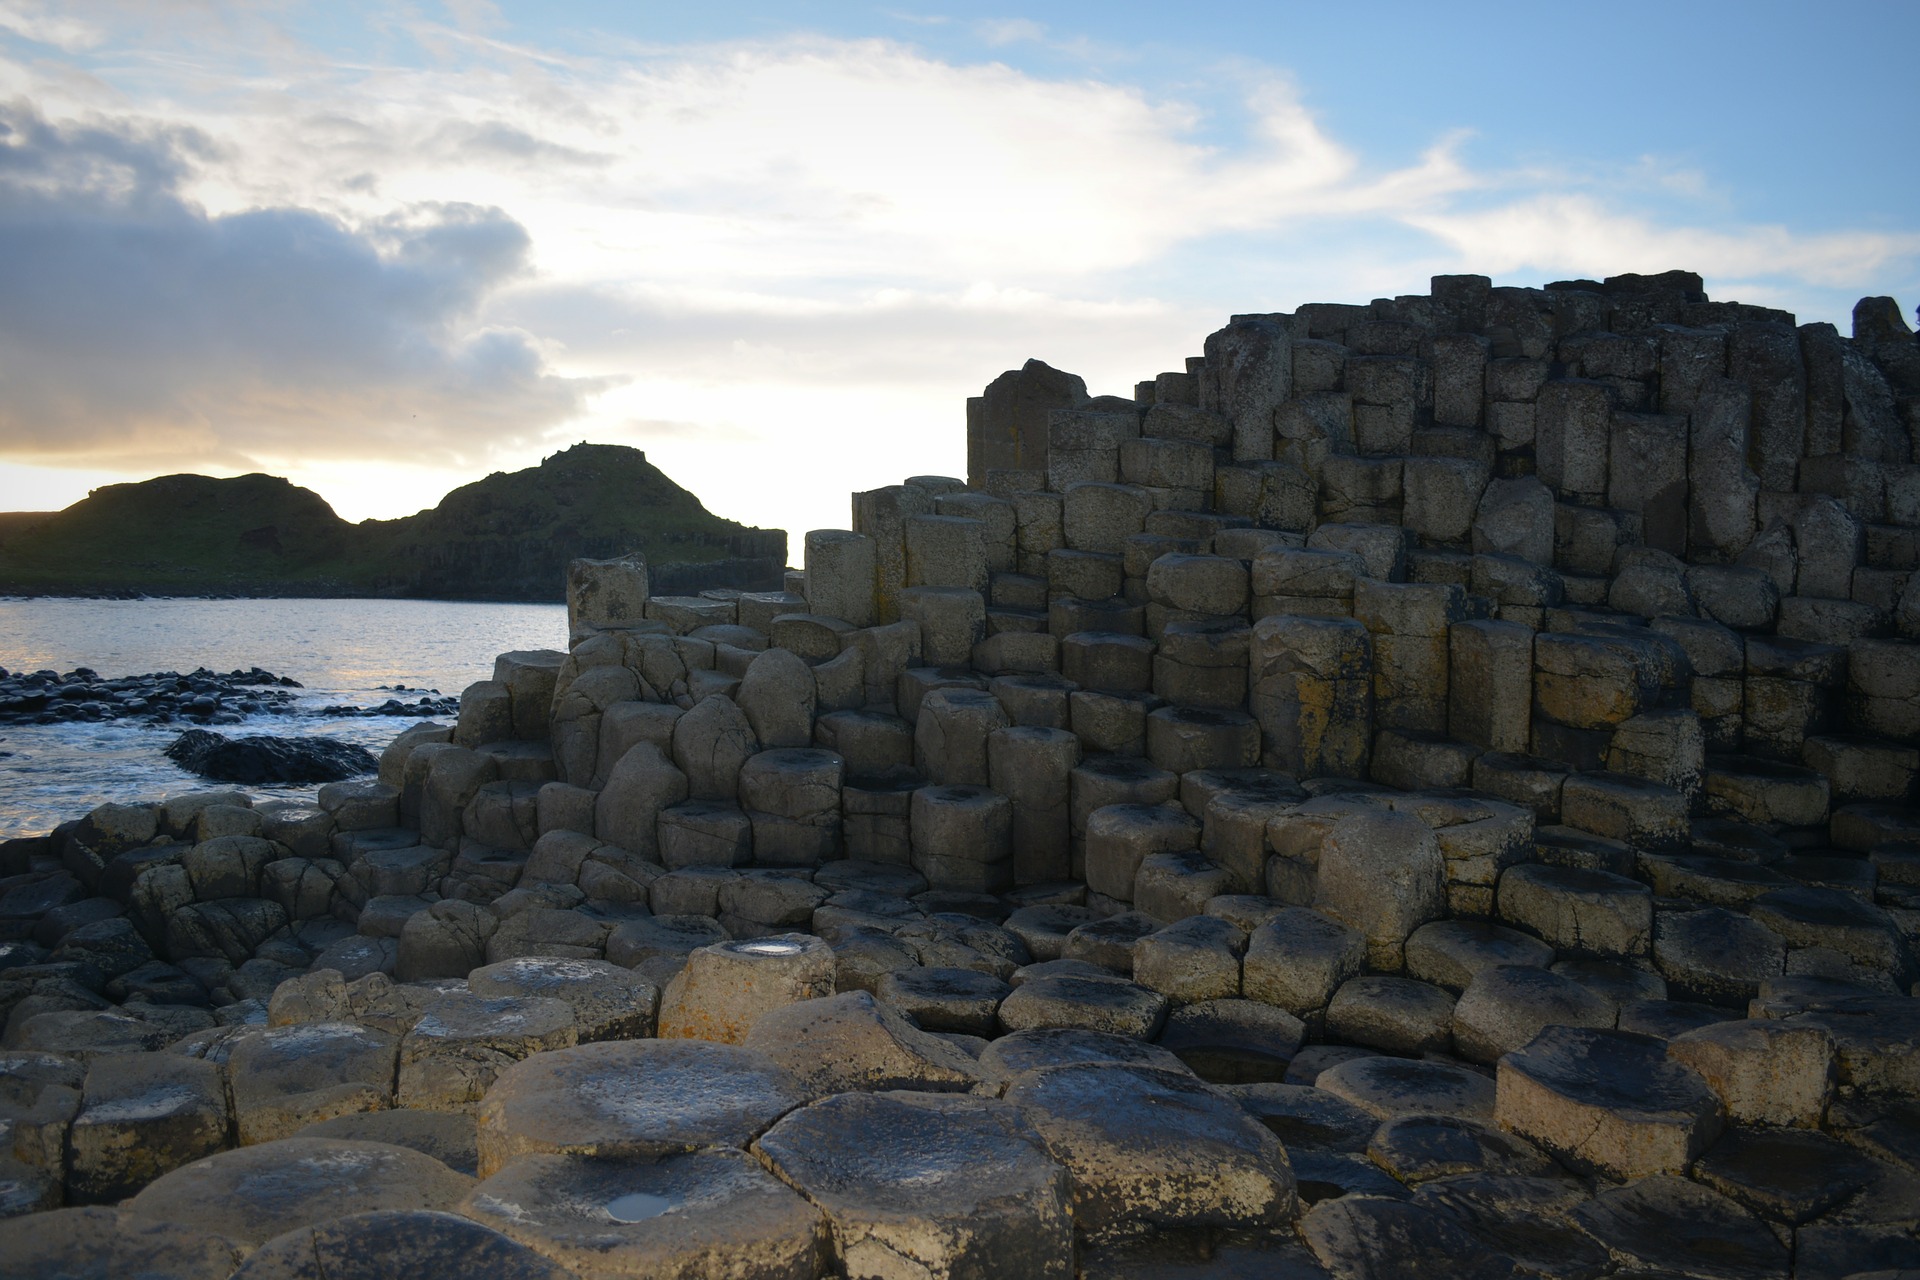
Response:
0,101,596,472
1406,193,1920,292
975,18,1047,46
0,2,105,52
0,21,1914,540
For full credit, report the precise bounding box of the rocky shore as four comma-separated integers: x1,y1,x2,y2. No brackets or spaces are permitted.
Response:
0,666,458,729
0,667,303,727
1,271,1918,1279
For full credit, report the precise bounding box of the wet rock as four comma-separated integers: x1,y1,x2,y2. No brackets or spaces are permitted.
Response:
1325,976,1456,1056
232,1209,572,1280
1299,1194,1523,1280
165,729,377,785
396,992,578,1112
1495,1025,1722,1180
605,913,732,988
122,1137,475,1249
1691,1126,1880,1225
1409,1175,1609,1280
995,973,1165,1039
1403,920,1555,993
474,1038,812,1177
65,1051,229,1204
295,1107,478,1177
977,1027,1192,1086
461,1147,825,1280
1006,1062,1296,1242
1316,1055,1495,1123
227,1021,400,1144
1652,906,1786,1005
1224,1082,1378,1154
0,1204,244,1279
742,990,982,1094
1569,1174,1787,1279
1450,965,1613,1064
1157,998,1306,1083
755,1090,1072,1278
875,965,1011,1037
1365,1114,1559,1185
467,955,659,1042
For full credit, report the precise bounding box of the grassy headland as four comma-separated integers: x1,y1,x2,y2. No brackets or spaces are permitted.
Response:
0,444,786,601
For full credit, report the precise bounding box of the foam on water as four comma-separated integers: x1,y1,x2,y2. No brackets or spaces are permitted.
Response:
0,596,566,838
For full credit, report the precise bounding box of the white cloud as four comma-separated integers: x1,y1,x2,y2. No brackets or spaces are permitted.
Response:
0,21,1914,543
0,103,595,471
0,2,104,52
1407,193,1920,292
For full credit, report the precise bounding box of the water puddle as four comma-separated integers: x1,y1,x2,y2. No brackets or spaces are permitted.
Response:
735,939,804,956
604,1192,676,1222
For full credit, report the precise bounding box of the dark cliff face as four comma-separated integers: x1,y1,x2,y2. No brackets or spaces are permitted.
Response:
0,443,787,599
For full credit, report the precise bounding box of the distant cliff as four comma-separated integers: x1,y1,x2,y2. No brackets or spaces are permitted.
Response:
0,444,787,600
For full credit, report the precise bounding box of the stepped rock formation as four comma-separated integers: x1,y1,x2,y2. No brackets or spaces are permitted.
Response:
4,270,1920,1277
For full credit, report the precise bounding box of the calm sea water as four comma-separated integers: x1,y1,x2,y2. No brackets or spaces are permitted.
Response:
0,598,568,839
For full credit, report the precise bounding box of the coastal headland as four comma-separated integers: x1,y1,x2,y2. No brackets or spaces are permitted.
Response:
0,442,788,601
1,270,1918,1277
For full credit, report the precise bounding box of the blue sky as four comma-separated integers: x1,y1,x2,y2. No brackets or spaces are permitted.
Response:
0,0,1914,542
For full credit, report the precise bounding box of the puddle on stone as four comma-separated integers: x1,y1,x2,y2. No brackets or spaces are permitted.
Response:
605,1192,676,1223
736,939,804,956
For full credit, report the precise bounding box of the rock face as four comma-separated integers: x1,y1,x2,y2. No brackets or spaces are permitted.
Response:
7,265,1920,1275
165,728,378,784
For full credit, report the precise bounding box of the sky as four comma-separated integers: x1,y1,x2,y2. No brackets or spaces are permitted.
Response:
1,1,1916,547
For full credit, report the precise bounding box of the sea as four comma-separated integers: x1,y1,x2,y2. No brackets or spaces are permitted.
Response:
0,597,568,840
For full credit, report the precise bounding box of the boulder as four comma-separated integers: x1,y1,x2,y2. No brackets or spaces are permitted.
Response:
122,1137,475,1249
0,1206,243,1280
233,1209,571,1280
657,934,836,1044
1006,1062,1296,1242
1494,1026,1723,1180
227,1021,400,1144
754,1091,1073,1279
165,729,377,784
459,1147,825,1280
474,1038,812,1178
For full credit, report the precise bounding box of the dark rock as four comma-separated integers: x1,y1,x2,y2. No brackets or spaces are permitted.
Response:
166,728,377,785
1367,1114,1560,1185
1299,1194,1523,1280
1570,1174,1787,1279
1411,1175,1610,1280
1005,1062,1295,1242
1691,1127,1880,1225
1226,1083,1378,1153
754,1091,1072,1277
233,1209,571,1279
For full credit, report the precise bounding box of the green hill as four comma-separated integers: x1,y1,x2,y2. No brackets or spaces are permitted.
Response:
0,444,786,600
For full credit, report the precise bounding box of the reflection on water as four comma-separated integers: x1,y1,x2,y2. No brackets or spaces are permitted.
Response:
604,1192,676,1223
0,597,567,838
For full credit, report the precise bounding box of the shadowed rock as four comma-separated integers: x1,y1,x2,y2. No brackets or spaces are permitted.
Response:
165,729,377,785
